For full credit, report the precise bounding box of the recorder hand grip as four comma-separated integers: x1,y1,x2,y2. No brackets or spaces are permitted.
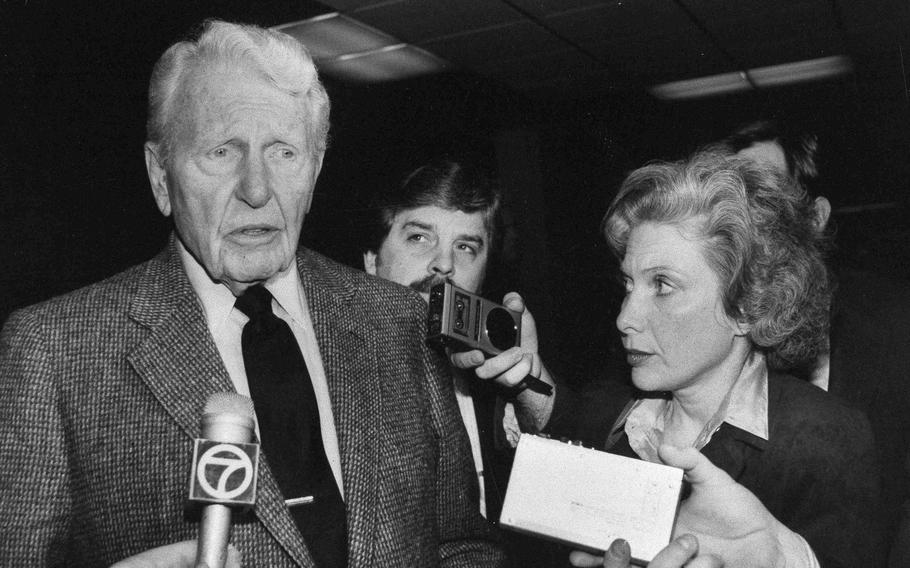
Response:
428,281,551,396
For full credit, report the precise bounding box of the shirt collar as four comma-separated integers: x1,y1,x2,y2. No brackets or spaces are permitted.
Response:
723,352,769,439
177,241,306,329
264,262,307,325
614,352,769,462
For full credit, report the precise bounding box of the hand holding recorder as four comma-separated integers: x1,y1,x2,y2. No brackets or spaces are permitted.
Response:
431,284,556,432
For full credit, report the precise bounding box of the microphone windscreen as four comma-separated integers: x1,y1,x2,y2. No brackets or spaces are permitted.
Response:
204,392,255,420
200,393,256,442
190,393,259,504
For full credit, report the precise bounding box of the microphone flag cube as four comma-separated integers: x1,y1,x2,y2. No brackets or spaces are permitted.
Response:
189,439,260,505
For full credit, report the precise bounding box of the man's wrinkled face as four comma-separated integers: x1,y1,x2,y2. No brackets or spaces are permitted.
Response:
364,205,489,300
145,68,323,295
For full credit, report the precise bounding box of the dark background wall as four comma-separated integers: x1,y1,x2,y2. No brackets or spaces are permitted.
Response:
3,2,909,383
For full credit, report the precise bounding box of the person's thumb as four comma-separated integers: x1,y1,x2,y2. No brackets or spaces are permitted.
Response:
657,445,731,488
602,539,632,568
657,445,700,470
502,291,525,312
226,544,242,568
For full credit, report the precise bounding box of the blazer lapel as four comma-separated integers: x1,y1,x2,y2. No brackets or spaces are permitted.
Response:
126,242,235,439
126,240,313,567
298,250,381,568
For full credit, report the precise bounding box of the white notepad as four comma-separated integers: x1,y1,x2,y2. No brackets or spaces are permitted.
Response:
500,435,684,565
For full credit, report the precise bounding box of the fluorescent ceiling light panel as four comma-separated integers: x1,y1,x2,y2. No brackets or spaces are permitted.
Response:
651,71,752,100
748,55,853,87
274,13,446,83
275,13,395,60
318,44,447,82
650,55,853,100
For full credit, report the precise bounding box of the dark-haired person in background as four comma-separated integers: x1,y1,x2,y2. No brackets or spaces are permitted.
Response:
0,20,503,566
362,158,562,566
723,120,910,567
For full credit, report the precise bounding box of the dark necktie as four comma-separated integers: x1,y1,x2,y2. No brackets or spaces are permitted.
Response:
235,285,347,567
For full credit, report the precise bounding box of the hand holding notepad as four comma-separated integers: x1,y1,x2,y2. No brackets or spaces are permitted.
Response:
500,435,684,565
503,437,799,568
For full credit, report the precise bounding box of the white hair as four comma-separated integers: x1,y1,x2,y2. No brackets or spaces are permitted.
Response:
146,19,330,162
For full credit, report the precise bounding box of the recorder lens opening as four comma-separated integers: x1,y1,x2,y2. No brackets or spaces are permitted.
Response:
485,307,518,351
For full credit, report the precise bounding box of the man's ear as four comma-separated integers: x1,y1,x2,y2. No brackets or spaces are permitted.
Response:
303,150,326,215
812,196,831,232
144,143,171,217
363,251,377,275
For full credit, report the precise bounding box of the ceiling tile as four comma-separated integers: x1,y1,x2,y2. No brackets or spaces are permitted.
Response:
727,36,845,70
545,1,695,46
505,0,612,17
837,0,909,47
473,46,605,85
834,0,905,31
680,0,823,23
318,0,401,12
591,36,730,83
682,0,841,59
291,0,907,101
421,20,571,67
342,0,521,44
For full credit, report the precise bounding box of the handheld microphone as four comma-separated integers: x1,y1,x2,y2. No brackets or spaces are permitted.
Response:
188,393,260,568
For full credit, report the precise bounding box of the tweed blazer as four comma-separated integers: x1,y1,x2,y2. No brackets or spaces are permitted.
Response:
0,238,503,567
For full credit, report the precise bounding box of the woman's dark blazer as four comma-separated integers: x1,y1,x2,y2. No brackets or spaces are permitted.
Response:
546,371,885,568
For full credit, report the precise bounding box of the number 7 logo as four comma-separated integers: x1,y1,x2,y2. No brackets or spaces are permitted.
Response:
189,439,259,505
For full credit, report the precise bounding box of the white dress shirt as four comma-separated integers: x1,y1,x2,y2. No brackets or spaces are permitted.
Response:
178,242,344,498
808,352,831,391
453,370,487,518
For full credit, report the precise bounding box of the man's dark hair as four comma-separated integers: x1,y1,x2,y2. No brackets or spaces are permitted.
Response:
363,158,502,255
723,119,819,191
